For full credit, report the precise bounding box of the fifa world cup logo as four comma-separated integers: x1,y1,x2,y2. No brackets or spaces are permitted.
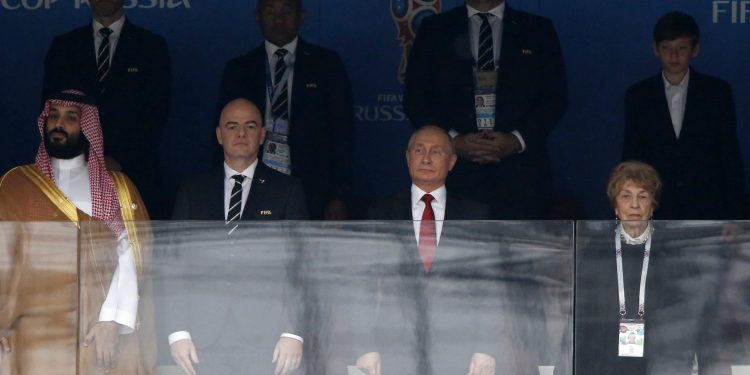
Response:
390,0,441,83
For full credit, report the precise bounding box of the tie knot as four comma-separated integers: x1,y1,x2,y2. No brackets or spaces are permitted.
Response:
231,174,245,184
477,13,492,22
421,194,434,204
100,27,113,37
275,48,288,59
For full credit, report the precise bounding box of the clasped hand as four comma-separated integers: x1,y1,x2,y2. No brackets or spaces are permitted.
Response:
455,131,521,164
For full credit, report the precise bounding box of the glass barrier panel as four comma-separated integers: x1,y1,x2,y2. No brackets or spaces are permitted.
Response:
575,220,750,375
6,220,581,375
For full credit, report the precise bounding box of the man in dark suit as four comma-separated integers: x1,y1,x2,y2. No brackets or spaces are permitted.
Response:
403,0,567,220
167,98,308,375
364,126,513,375
217,0,353,220
623,11,745,220
42,0,171,218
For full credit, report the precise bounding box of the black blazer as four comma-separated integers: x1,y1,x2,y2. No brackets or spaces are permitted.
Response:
403,5,567,219
623,69,745,219
575,222,731,375
366,192,544,374
217,40,354,218
171,163,309,220
165,163,308,357
42,19,171,216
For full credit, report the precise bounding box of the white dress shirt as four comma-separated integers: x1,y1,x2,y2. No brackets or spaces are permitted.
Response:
51,154,138,334
93,15,126,62
222,160,257,220
663,70,690,139
467,2,504,68
168,159,303,345
264,37,298,127
410,184,446,245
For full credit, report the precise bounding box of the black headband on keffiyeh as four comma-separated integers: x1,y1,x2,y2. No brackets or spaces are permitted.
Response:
36,89,125,237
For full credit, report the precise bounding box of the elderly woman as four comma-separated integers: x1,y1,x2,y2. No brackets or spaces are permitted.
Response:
574,161,730,375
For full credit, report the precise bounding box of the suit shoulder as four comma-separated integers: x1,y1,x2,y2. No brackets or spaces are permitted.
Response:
366,191,410,220
450,194,491,220
124,21,167,43
626,75,660,95
48,25,90,49
225,46,264,65
299,41,339,56
53,24,90,40
257,164,303,188
692,71,732,92
416,6,464,32
177,169,222,192
510,8,555,26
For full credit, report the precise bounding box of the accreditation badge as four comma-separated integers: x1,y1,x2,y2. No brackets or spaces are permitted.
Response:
474,71,497,131
262,133,291,175
618,319,645,357
272,118,290,136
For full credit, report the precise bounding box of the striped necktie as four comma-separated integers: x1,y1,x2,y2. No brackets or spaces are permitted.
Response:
476,13,495,72
272,48,290,120
226,174,245,235
97,27,113,84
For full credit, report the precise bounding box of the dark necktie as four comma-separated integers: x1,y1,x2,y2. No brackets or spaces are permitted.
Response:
97,27,113,84
272,48,289,120
418,194,437,272
476,13,495,72
226,174,245,234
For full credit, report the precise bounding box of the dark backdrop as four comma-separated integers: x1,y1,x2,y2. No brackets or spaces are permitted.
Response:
1,0,748,218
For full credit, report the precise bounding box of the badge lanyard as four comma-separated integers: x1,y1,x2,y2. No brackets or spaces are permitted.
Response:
614,225,651,318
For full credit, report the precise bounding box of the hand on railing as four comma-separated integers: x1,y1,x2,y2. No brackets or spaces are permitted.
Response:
0,335,11,366
170,338,199,375
273,336,302,375
356,351,382,375
468,352,496,375
83,321,121,370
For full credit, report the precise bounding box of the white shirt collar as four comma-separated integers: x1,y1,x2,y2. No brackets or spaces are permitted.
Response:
265,37,299,58
93,15,125,37
410,184,447,209
51,154,86,171
620,222,654,245
223,159,258,183
662,69,690,89
466,1,505,20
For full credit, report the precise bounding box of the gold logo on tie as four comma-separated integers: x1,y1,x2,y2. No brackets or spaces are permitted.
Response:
127,67,139,73
260,210,272,215
306,83,318,88
521,49,533,55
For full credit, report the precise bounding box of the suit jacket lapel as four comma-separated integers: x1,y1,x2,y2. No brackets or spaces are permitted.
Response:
680,69,700,141
107,19,135,85
289,39,310,128
242,164,271,220
394,190,413,220
208,168,226,221
449,8,476,124
650,74,680,143
81,25,99,77
253,47,270,115
498,6,521,81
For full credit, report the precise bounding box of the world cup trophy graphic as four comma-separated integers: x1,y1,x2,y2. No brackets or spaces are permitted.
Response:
391,0,441,83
